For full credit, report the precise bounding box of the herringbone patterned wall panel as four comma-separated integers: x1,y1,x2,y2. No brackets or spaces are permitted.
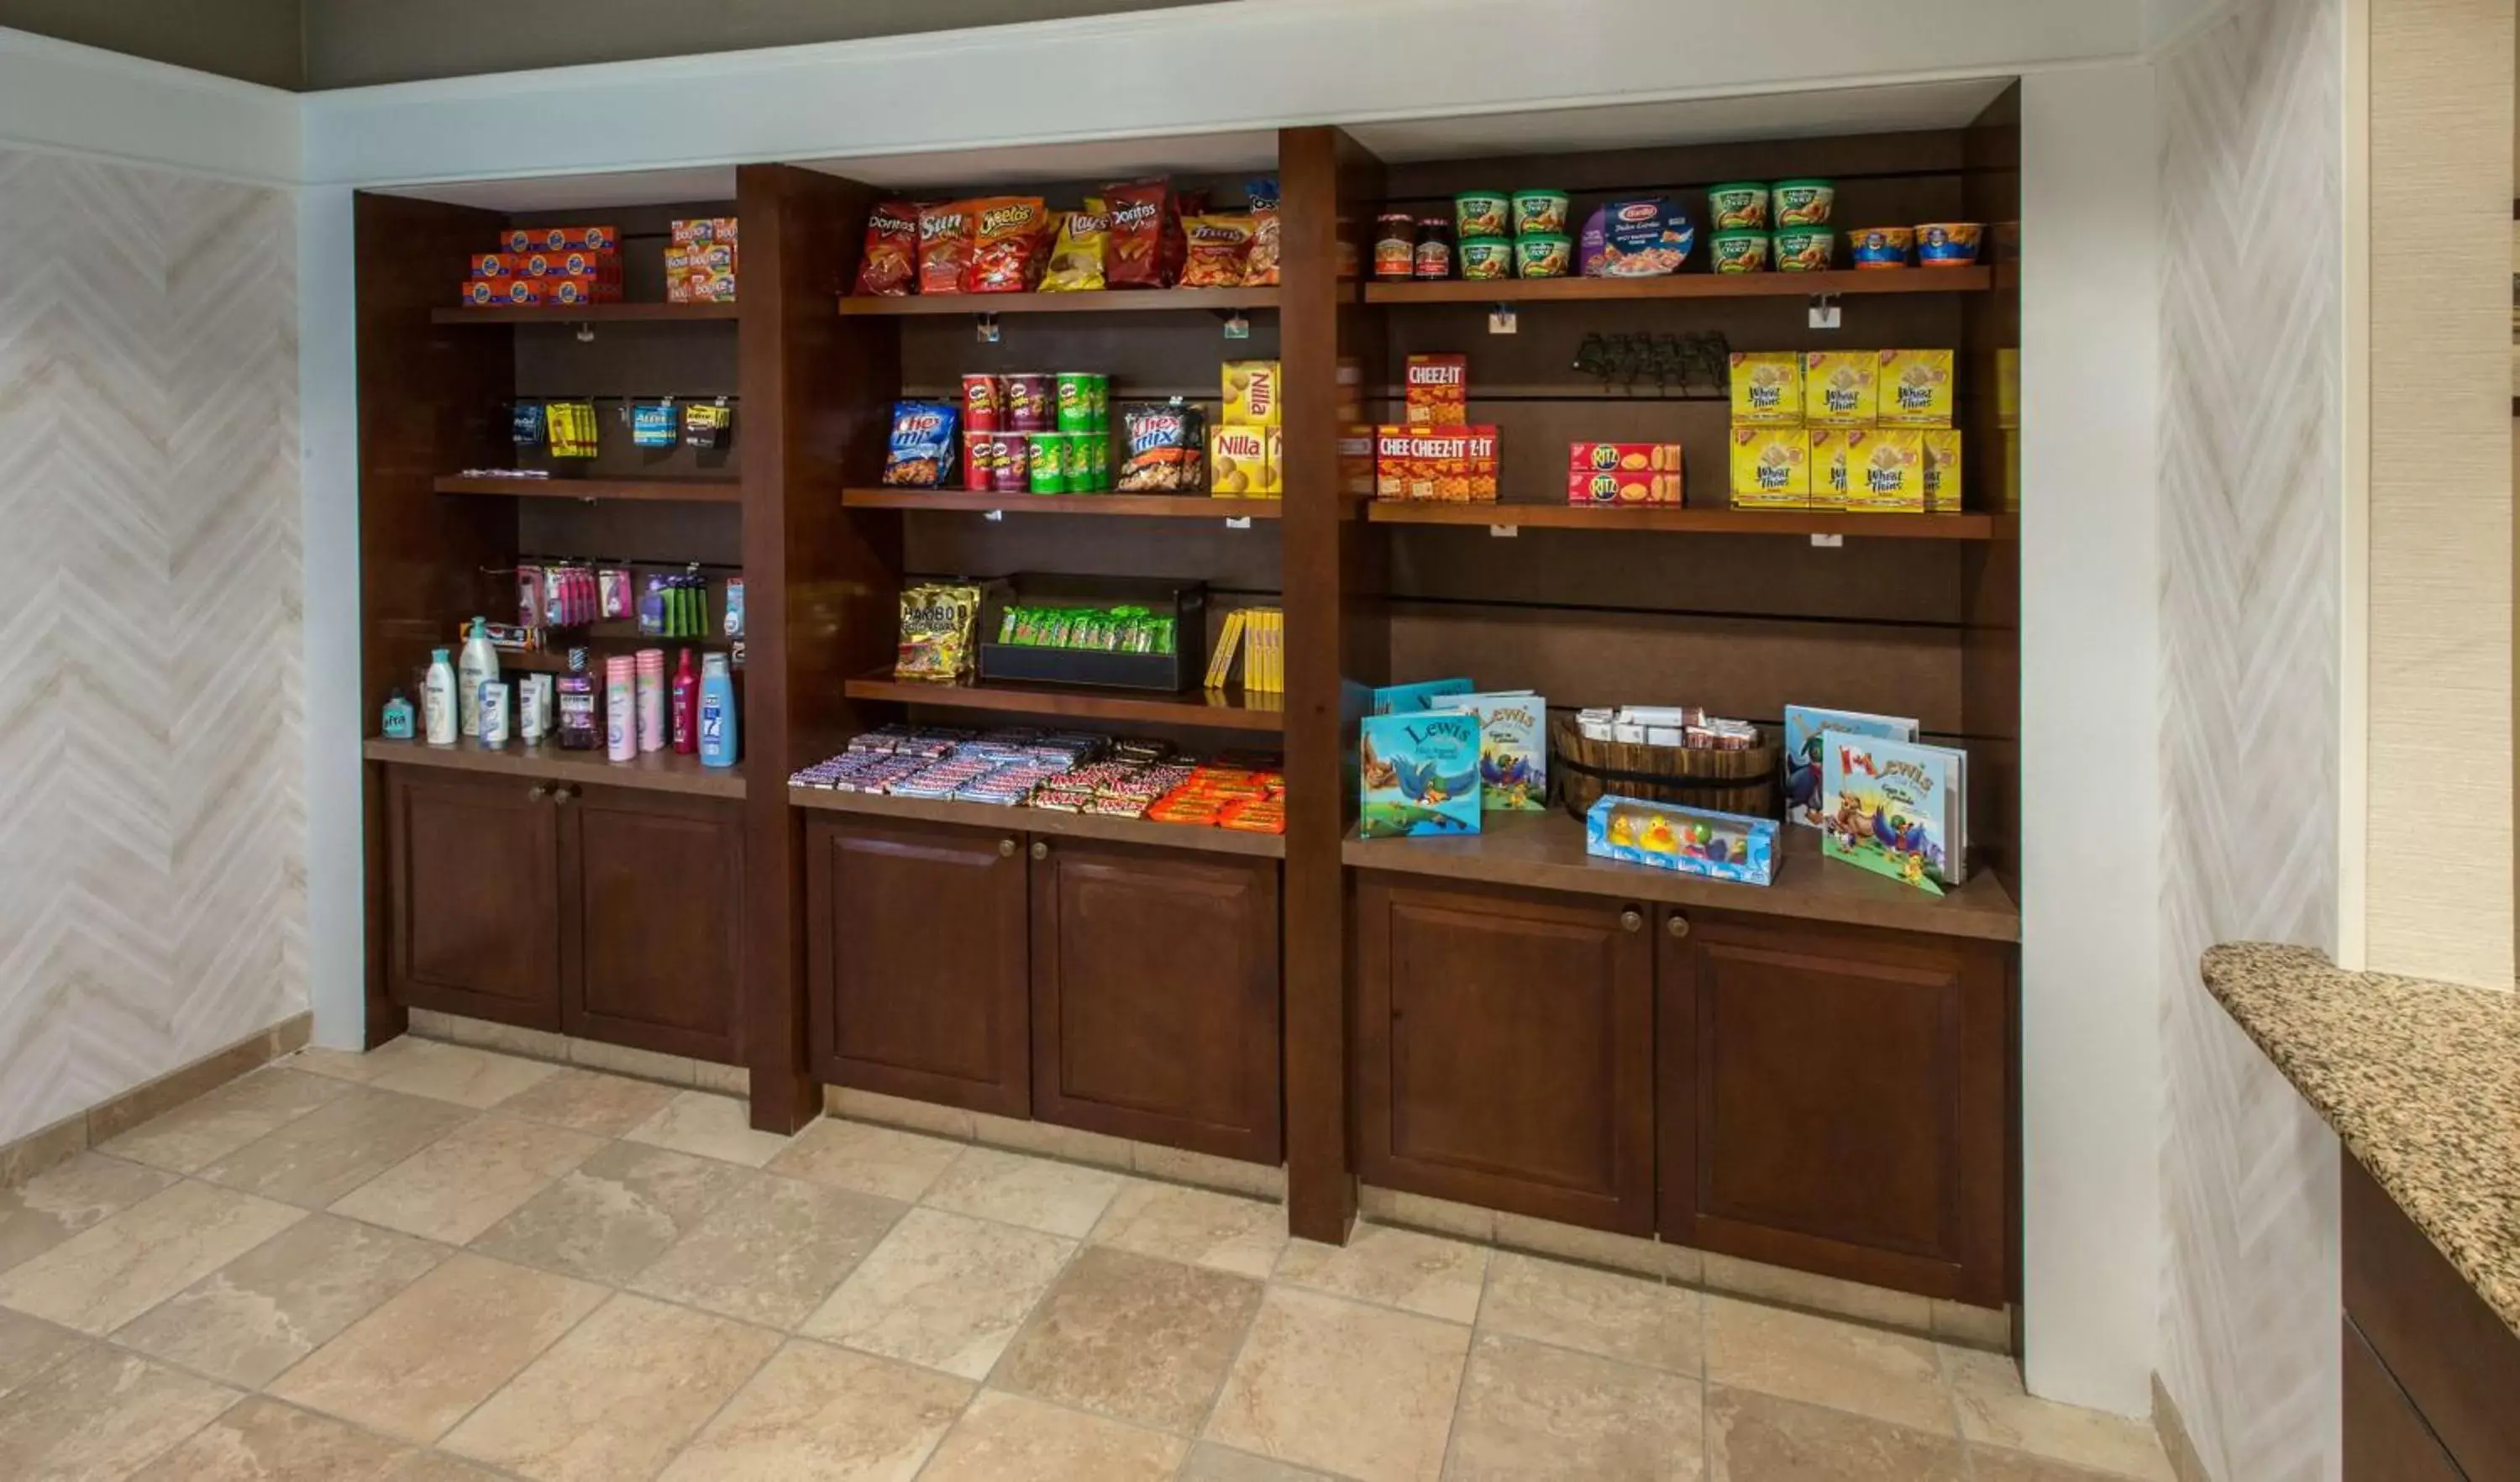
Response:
0,148,303,1148
2157,0,2345,1476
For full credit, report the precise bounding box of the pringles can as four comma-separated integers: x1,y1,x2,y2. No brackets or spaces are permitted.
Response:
1027,430,1066,493
961,373,1003,433
1004,373,1052,433
990,434,1030,493
1055,372,1098,433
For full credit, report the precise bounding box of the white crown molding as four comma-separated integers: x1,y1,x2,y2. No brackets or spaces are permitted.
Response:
0,26,297,185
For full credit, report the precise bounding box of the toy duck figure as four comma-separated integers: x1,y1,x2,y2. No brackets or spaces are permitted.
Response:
1902,852,1927,887
1608,812,1638,848
1639,815,1680,856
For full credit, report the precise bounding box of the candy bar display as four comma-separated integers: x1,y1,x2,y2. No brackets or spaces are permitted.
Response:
952,372,1110,493
995,604,1177,656
977,575,1205,692
849,176,1279,298
790,725,1286,834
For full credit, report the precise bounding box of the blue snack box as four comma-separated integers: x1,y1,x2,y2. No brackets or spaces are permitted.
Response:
1584,794,1777,886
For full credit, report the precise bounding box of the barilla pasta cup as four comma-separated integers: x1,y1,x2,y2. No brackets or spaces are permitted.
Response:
1510,189,1571,238
1707,182,1770,233
1773,180,1835,229
1709,231,1772,274
1773,228,1835,272
1915,222,1985,267
1453,191,1511,241
1847,226,1915,270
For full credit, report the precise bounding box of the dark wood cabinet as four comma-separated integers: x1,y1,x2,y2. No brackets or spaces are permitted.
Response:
804,815,1032,1117
1031,839,1282,1163
559,786,746,1063
1658,910,2011,1306
386,767,564,1028
383,765,743,1062
1353,878,1656,1235
2344,1318,2467,1482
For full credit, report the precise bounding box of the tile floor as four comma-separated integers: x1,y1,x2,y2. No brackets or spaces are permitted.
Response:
0,1038,2177,1482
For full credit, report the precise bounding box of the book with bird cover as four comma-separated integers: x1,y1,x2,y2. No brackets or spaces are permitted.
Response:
1820,734,1967,894
1357,710,1483,838
1782,704,1918,828
1452,691,1546,812
1370,677,1473,715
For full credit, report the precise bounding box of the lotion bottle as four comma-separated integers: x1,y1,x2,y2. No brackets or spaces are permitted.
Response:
698,652,738,768
423,649,459,746
457,617,498,738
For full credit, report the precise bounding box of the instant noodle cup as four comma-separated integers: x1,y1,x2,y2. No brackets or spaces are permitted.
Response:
1847,226,1915,270
1514,234,1573,279
1709,231,1771,274
1774,180,1835,228
1510,189,1571,237
1707,182,1770,232
1453,191,1511,240
1773,228,1835,272
1459,238,1515,281
1916,222,1985,267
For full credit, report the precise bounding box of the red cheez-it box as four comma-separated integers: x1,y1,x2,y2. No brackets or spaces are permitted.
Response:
1404,355,1468,428
1375,424,1500,502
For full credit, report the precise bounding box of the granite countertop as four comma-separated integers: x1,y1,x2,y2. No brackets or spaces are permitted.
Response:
2202,943,2520,1339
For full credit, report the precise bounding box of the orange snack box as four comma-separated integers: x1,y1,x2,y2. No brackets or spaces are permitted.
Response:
1404,354,1469,428
471,251,526,279
461,277,544,307
543,273,621,307
1376,423,1500,502
504,224,619,254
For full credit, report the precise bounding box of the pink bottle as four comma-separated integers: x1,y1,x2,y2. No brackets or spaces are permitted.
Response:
604,655,636,762
635,648,665,753
670,649,700,754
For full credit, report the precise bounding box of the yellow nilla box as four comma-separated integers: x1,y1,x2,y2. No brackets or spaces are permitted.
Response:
1841,428,1925,512
1803,351,1877,427
1924,429,1964,512
1877,349,1955,428
1730,427,1810,508
1221,360,1282,428
1729,352,1803,426
1210,425,1272,497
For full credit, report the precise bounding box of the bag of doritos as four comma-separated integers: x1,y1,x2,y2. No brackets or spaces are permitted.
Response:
854,200,919,297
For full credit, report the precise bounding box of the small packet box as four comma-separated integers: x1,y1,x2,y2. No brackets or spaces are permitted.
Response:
463,277,545,307
1729,427,1809,509
1586,794,1777,886
670,218,739,249
1729,351,1803,426
1375,424,1500,502
1261,428,1284,495
1222,360,1282,428
1809,429,1852,512
504,224,619,254
1803,351,1878,426
1567,442,1683,505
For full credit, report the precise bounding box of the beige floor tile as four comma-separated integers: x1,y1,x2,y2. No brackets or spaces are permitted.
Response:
1133,1143,1286,1201
0,1153,177,1276
0,1180,304,1335
1447,1331,1705,1481
1177,1442,1340,1481
801,1206,1074,1380
0,1343,241,1480
442,1292,780,1482
1273,1224,1488,1324
365,1039,560,1109
98,1069,352,1175
1700,1252,1933,1333
113,1213,445,1387
1971,1447,2154,1482
279,1046,389,1083
129,1395,412,1481
660,1337,972,1482
769,1118,967,1204
491,1069,679,1138
266,1252,606,1444
625,1090,795,1167
1704,1386,1967,1481
1089,1180,1287,1279
920,1389,1184,1482
1479,1251,1701,1374
1703,1295,1950,1434
197,1090,475,1209
921,1145,1125,1238
995,1245,1263,1433
0,1308,85,1400
630,1171,904,1329
472,1140,747,1285
1204,1285,1469,1482
386,1452,512,1482
1944,1347,2173,1481
1358,1185,1496,1243
329,1115,604,1245
1493,1211,1667,1281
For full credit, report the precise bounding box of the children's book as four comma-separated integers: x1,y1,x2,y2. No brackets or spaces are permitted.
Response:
1820,734,1967,894
1358,710,1483,837
1452,691,1546,812
1782,704,1919,828
1371,677,1473,715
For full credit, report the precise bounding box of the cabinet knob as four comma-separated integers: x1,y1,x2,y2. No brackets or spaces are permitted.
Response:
1667,913,1691,940
1030,840,1049,861
528,784,552,801
1620,908,1643,933
999,838,1016,858
553,785,577,805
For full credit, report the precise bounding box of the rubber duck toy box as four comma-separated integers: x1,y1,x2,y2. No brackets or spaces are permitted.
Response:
1585,795,1777,886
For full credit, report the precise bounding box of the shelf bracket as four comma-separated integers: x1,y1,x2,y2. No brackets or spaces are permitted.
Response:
1223,515,1253,530
1487,524,1520,538
974,313,1001,344
983,508,1005,522
1487,305,1519,335
1809,532,1844,549
573,323,596,344
1807,295,1841,331
1220,312,1252,341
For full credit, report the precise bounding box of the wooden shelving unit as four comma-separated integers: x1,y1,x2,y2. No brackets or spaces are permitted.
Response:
790,785,1284,859
1363,502,2014,539
841,488,1282,520
365,736,745,800
840,286,1280,317
432,302,741,324
842,673,1286,733
1363,266,1992,305
433,474,743,504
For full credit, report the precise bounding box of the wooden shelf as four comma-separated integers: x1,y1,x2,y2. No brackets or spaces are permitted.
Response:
1363,268,1992,305
843,673,1286,733
839,287,1278,317
789,785,1284,859
1364,502,2013,540
433,475,743,505
1344,811,2019,943
841,488,1281,520
363,736,745,800
431,302,740,325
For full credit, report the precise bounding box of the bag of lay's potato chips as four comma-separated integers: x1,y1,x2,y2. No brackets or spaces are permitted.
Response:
1040,203,1110,292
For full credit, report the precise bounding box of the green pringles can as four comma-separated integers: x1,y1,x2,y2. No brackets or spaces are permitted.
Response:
1055,372,1097,434
1089,373,1110,433
1027,430,1067,493
1062,432,1101,493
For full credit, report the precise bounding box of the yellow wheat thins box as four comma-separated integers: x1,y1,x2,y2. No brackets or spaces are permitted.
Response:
1877,349,1955,428
1730,427,1810,508
1804,351,1878,426
1841,428,1925,512
1809,429,1852,511
1729,352,1803,426
1924,428,1963,512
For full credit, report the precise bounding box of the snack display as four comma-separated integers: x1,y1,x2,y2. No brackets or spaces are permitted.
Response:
1118,399,1208,491
1709,232,1771,274
1916,222,1985,267
1840,428,1925,512
1924,428,1964,512
1578,196,1693,277
1848,226,1916,269
1803,352,1877,426
791,726,1285,834
1876,349,1954,426
1773,180,1835,228
1040,205,1111,292
894,583,985,681
1210,425,1276,495
1567,442,1683,505
1222,360,1282,428
1773,227,1835,272
1404,355,1468,428
855,201,921,297
1375,424,1501,502
882,401,961,487
1103,178,1181,289
1181,214,1257,287
1809,428,1854,512
1707,183,1770,232
1245,178,1282,286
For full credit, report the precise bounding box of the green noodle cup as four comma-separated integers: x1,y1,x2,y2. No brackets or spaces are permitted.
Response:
1772,227,1835,272
1709,231,1772,274
1773,179,1835,229
1510,189,1571,237
1513,233,1574,279
1707,182,1770,233
1458,238,1515,281
1453,191,1511,241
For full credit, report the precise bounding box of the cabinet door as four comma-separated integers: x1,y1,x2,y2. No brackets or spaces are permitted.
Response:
556,786,745,1065
1355,878,1655,1235
805,816,1031,1117
2343,1319,2467,1482
1031,839,1282,1164
1658,910,2011,1306
385,766,564,1029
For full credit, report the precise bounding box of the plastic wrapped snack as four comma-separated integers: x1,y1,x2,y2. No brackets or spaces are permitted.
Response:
895,582,984,682
1179,214,1257,288
853,200,920,297
1040,204,1110,292
1244,177,1282,286
881,400,961,487
1117,399,1207,491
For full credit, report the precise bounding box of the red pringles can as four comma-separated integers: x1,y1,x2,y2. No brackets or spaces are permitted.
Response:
1003,373,1053,433
988,434,1031,493
961,373,1004,433
962,431,996,491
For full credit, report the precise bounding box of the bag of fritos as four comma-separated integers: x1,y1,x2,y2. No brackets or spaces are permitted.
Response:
1180,214,1257,288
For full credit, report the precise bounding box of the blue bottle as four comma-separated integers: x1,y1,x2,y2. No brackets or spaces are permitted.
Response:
381,687,415,740
697,652,738,768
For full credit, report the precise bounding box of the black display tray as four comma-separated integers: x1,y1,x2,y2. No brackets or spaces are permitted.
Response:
977,573,1206,694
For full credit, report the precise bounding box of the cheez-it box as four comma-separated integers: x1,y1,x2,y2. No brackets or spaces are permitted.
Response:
1404,355,1468,428
1375,423,1499,502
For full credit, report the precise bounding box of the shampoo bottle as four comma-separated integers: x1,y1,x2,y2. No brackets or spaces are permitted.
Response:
556,648,598,751
457,617,498,738
423,649,459,746
698,652,738,768
670,649,699,754
381,688,415,741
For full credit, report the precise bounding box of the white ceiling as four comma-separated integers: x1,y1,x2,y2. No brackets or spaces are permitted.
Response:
379,166,738,212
